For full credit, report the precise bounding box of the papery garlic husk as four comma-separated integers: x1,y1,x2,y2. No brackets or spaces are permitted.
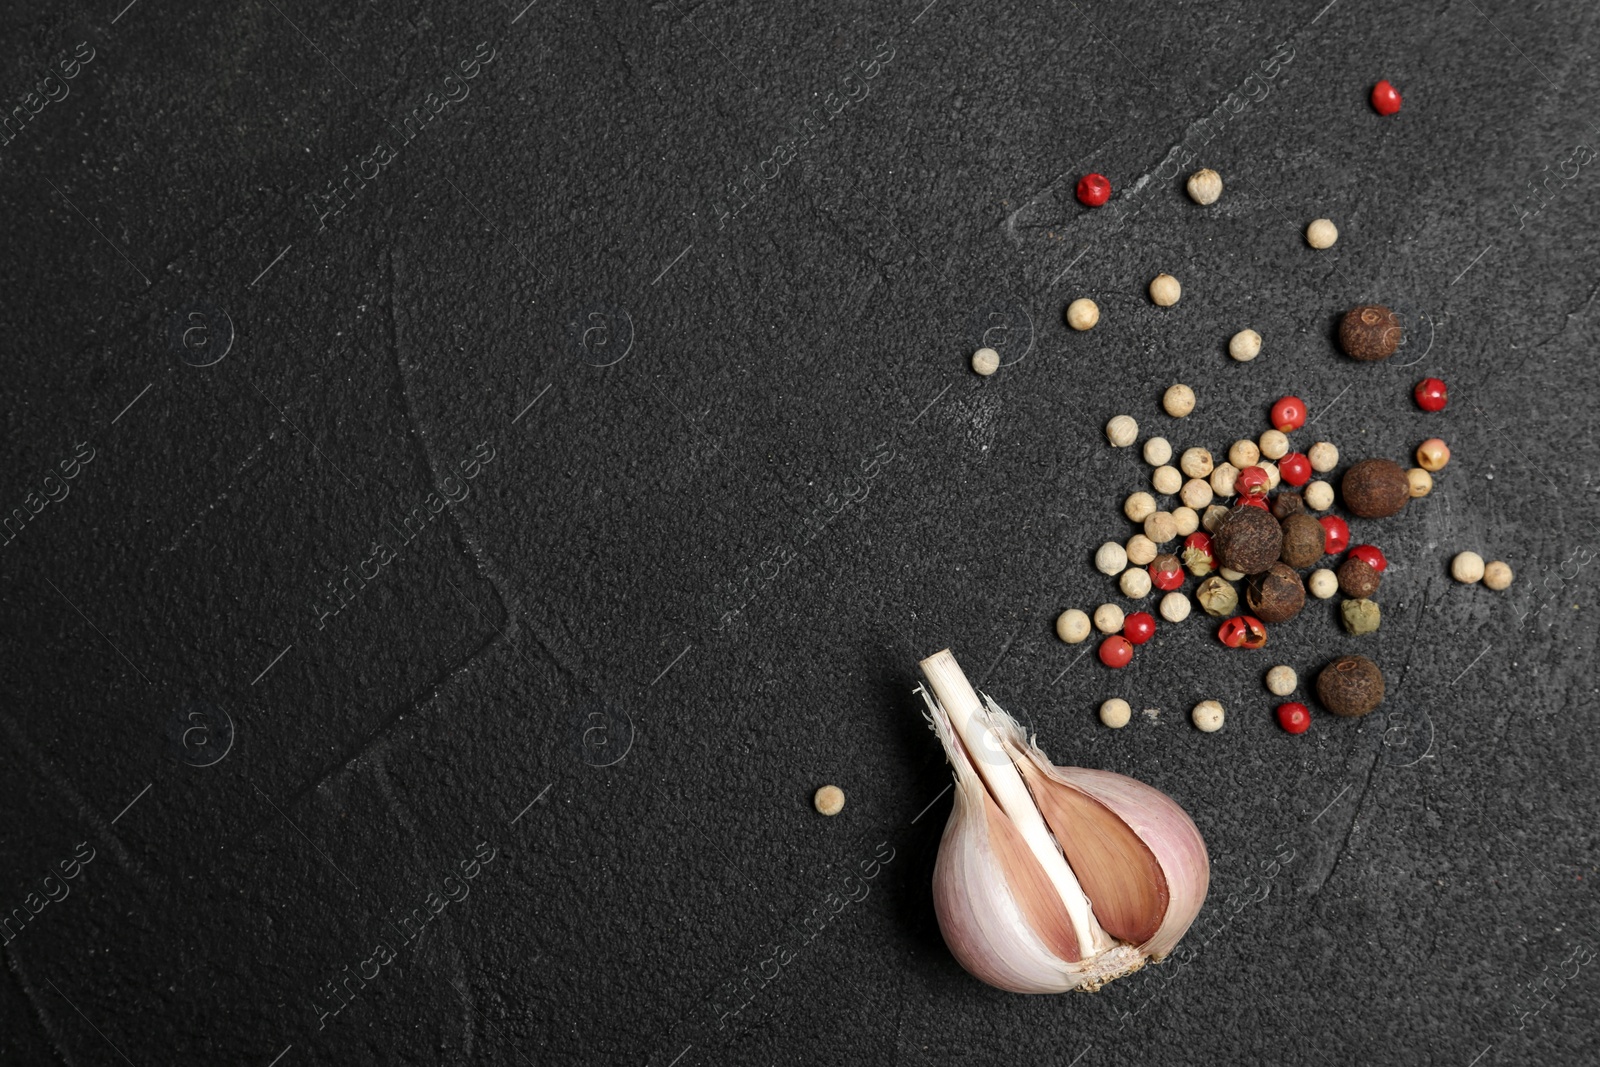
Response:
918,648,1209,994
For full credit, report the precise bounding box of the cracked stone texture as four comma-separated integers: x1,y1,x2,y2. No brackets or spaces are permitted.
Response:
2,0,1598,1065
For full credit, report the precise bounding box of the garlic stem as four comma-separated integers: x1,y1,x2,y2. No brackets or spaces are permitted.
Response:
919,649,1107,954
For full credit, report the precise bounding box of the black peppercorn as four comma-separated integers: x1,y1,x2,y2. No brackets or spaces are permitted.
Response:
1337,556,1382,598
1246,563,1306,623
1279,513,1325,569
1342,458,1411,518
1270,491,1304,521
1339,304,1402,361
1316,655,1385,717
1213,506,1284,575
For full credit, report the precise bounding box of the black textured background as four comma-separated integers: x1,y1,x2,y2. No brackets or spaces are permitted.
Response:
3,0,1598,1064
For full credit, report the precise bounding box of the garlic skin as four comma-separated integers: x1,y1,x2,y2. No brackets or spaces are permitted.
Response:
919,649,1209,993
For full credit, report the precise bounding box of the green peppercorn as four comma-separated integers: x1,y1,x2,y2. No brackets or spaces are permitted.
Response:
1340,598,1381,635
1195,575,1238,617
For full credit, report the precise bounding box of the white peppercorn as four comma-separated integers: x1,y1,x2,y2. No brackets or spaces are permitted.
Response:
1484,561,1514,590
1125,492,1158,523
1266,665,1298,696
814,785,846,815
1187,168,1223,205
1121,567,1153,598
1229,440,1260,469
1305,218,1339,249
1180,447,1214,479
1163,384,1196,417
1107,415,1139,447
1304,480,1335,511
1152,465,1183,495
1144,436,1173,466
1180,478,1213,510
1219,566,1246,582
1202,504,1230,533
1126,534,1159,566
1093,603,1125,634
1056,609,1092,643
1172,507,1200,537
1066,298,1100,331
1451,551,1486,584
1100,698,1132,729
1259,460,1281,489
1407,468,1433,498
1229,329,1262,362
1159,590,1192,623
1259,429,1289,460
1210,462,1240,498
1149,273,1182,307
1144,511,1178,544
1095,541,1129,575
1308,441,1339,472
1307,568,1338,599
1191,699,1225,733
972,348,1000,376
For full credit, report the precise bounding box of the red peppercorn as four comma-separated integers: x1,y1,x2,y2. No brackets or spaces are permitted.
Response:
1076,173,1111,207
1319,515,1351,554
1099,635,1134,668
1414,377,1448,412
1149,554,1185,592
1278,452,1312,487
1235,465,1270,498
1123,611,1157,645
1182,532,1216,576
1240,495,1270,511
1217,615,1268,649
1371,79,1402,116
1348,544,1388,573
1270,396,1307,432
1276,702,1312,734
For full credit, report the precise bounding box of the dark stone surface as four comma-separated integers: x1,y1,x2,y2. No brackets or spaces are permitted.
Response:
2,1,1597,1064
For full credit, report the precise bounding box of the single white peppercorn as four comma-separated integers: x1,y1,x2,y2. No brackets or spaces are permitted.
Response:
1306,218,1339,249
1095,541,1129,575
814,785,846,815
1229,329,1262,362
1210,462,1240,498
1229,439,1260,469
1304,480,1335,511
1187,168,1223,205
1484,561,1514,590
1191,700,1225,733
1308,568,1338,599
1066,298,1100,331
1202,504,1230,533
1100,698,1132,729
1308,441,1339,472
1159,590,1192,623
1407,468,1433,498
972,348,1000,376
1163,384,1196,417
1126,534,1159,566
1144,436,1173,466
1093,603,1126,634
1219,566,1246,582
1144,511,1178,544
1266,665,1298,696
1125,492,1158,523
1180,478,1213,510
1259,460,1281,489
1149,273,1182,307
1259,429,1289,460
1056,608,1092,643
1180,447,1214,479
1172,507,1200,536
1107,415,1139,447
1152,465,1183,495
1121,567,1153,598
1452,551,1486,584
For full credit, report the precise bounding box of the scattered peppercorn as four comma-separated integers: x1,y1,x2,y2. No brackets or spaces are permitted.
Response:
1191,699,1225,732
1278,452,1312,487
814,785,846,815
1339,304,1402,361
1316,655,1385,717
1279,512,1326,568
1120,567,1153,598
1235,465,1270,498
1056,609,1092,643
1067,298,1101,331
1370,79,1402,116
1271,491,1305,521
1153,465,1183,495
1180,478,1213,510
1451,551,1485,584
1100,698,1132,728
1258,429,1289,460
1337,556,1382,599
1210,462,1240,498
1259,461,1281,490
1163,384,1196,417
1094,603,1126,633
1276,702,1312,734
1305,218,1339,249
1179,447,1214,479
1308,441,1339,472
1159,590,1192,622
1149,553,1185,591
1319,515,1351,554
1077,173,1111,207
1229,329,1262,362
1196,575,1238,617
1247,563,1307,623
1145,511,1179,544
1099,635,1134,668
1123,611,1157,645
1484,561,1514,590
1229,440,1261,469
1143,437,1173,466
1414,378,1448,412
1149,273,1182,307
1202,504,1231,533
1107,415,1139,447
1187,168,1223,205
1417,437,1451,472
1095,541,1129,575
1342,458,1411,518
1307,568,1339,599
1218,615,1268,649
972,348,1000,376
1125,492,1158,522
1173,507,1200,537
1271,396,1308,432
1240,496,1270,511
1214,505,1284,574
1348,545,1388,573
1266,665,1298,696
1304,480,1335,511
1407,468,1433,497
1126,534,1159,566
1183,532,1216,576
1340,598,1381,635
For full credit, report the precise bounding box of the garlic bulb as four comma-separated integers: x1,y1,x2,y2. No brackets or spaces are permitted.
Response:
918,649,1209,993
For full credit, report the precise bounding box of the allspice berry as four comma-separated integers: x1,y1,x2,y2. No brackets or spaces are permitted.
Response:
1342,458,1411,518
1339,304,1402,361
1279,512,1326,568
1337,556,1382,598
1246,563,1306,623
1271,491,1304,521
1341,598,1381,635
1316,655,1385,718
1213,505,1284,574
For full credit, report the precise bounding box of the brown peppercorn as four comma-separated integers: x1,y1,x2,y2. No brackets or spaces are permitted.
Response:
1316,655,1385,717
1341,458,1411,519
1270,491,1304,521
1213,505,1283,575
1245,563,1306,623
1279,513,1326,569
1338,304,1402,361
1337,556,1382,598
